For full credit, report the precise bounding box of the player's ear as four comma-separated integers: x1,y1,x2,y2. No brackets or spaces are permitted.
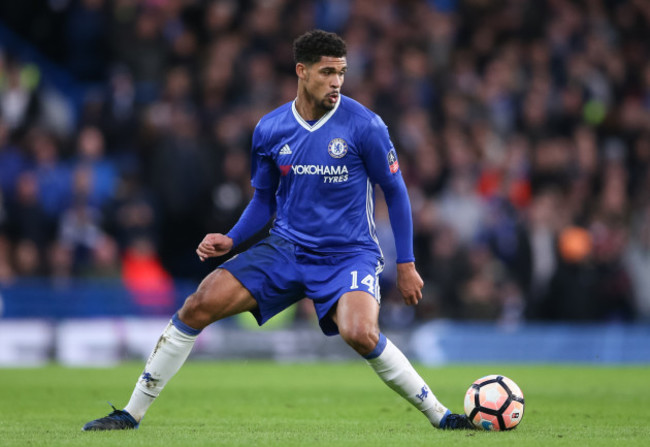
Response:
296,63,308,80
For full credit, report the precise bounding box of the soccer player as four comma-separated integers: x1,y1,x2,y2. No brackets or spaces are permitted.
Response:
83,29,473,431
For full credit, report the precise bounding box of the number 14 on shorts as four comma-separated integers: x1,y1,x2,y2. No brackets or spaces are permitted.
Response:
350,270,375,294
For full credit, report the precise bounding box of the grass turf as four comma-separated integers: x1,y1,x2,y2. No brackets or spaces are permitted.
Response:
1,361,648,446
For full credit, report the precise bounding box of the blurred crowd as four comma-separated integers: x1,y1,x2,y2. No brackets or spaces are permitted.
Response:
1,0,649,325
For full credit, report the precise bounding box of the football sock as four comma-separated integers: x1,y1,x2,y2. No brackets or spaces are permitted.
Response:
124,313,200,421
364,334,449,428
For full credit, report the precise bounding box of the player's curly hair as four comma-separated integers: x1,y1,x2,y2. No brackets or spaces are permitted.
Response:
293,30,347,65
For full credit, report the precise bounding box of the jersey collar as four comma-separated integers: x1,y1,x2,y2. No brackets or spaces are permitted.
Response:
291,95,341,132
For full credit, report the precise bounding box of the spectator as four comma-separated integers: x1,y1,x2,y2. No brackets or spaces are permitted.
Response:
28,129,71,218
13,239,42,277
625,204,650,321
149,105,212,276
0,234,14,284
0,59,41,132
0,118,30,200
121,235,174,313
69,125,117,208
64,0,109,82
121,7,169,104
5,171,56,248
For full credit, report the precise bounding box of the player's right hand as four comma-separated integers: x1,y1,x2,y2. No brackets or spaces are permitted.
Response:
396,262,424,306
196,233,233,261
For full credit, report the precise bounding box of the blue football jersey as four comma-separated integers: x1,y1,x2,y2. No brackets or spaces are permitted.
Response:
250,95,404,256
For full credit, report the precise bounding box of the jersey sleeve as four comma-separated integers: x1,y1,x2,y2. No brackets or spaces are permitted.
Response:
250,122,280,191
360,116,402,187
226,187,276,247
360,116,415,263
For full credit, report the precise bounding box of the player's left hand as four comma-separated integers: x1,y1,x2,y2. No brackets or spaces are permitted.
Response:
396,262,424,306
196,233,234,261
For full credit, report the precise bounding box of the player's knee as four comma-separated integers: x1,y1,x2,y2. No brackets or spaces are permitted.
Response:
339,324,379,356
178,288,214,329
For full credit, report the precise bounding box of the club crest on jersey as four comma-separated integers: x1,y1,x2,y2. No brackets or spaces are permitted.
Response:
328,138,348,158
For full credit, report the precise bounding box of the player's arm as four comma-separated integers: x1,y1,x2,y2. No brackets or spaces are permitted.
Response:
226,186,276,247
362,116,424,305
381,177,424,306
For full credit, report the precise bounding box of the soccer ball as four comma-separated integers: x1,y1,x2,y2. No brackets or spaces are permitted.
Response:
464,375,525,431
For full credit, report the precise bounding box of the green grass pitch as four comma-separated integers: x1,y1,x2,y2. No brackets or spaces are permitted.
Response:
1,361,648,446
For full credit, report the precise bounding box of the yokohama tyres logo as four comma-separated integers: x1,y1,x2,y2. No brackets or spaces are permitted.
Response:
280,164,349,183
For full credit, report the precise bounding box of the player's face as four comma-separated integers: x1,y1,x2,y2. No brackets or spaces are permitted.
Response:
298,56,347,113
